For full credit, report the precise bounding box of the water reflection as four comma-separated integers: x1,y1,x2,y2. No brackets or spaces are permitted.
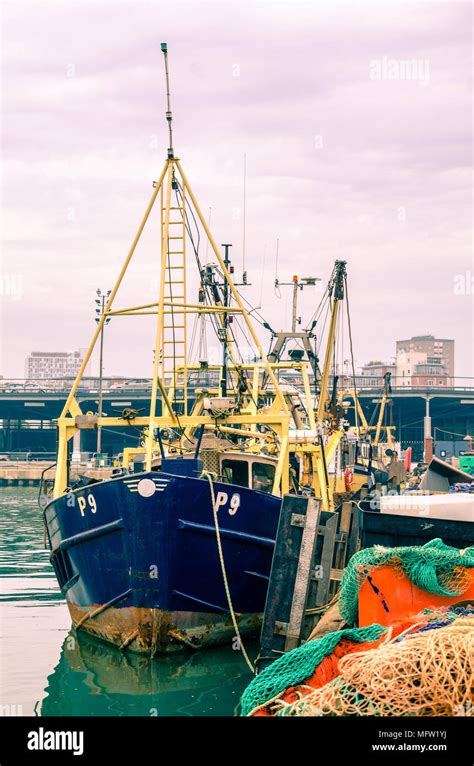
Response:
41,629,252,716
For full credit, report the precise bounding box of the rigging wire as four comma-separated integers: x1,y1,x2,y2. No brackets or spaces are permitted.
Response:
198,310,208,362
315,299,331,360
434,426,472,440
274,238,281,298
174,179,254,398
344,273,360,434
205,207,212,260
307,262,337,330
188,313,199,362
258,243,267,309
174,182,221,344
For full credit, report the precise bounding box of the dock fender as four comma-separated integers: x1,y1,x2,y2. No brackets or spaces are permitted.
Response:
344,467,353,492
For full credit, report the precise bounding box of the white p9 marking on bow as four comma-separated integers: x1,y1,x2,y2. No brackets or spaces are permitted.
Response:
214,491,241,516
77,493,98,517
229,493,240,515
215,491,228,512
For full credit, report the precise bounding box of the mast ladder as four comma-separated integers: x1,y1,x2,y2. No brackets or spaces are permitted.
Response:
161,189,188,414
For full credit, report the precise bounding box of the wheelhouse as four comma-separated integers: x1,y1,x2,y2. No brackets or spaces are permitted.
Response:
219,452,277,493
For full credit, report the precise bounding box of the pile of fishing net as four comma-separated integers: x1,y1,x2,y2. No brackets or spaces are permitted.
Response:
241,539,474,716
280,612,474,717
242,623,386,716
339,538,474,626
241,607,473,717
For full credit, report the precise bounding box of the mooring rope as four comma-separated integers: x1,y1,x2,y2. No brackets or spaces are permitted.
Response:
201,471,255,673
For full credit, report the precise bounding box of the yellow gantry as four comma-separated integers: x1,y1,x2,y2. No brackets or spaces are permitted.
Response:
54,157,292,498
53,157,348,513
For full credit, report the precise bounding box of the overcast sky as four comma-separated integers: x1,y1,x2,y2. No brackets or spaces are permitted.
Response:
1,0,472,379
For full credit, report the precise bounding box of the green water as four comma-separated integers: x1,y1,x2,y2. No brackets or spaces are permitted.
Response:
0,489,253,716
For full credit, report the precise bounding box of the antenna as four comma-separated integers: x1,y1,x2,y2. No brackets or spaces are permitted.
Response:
274,238,281,297
258,243,267,307
160,42,174,159
274,275,321,331
205,207,212,260
242,153,247,284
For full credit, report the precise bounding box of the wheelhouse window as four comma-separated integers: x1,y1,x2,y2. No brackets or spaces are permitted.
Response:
221,459,249,488
252,462,275,492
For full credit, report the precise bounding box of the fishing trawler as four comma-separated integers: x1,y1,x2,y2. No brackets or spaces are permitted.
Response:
43,46,371,654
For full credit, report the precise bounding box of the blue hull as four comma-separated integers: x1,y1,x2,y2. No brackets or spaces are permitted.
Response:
44,471,282,653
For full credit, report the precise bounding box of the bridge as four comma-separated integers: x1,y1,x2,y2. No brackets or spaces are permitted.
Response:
1,377,473,462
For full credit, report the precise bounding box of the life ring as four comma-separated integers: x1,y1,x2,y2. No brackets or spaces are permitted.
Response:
404,447,412,473
345,467,353,491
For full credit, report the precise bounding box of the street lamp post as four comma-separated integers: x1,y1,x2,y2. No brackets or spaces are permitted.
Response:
95,289,111,455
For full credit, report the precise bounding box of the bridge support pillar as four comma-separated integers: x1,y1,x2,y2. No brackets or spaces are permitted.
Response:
423,397,433,462
71,430,82,464
424,436,434,463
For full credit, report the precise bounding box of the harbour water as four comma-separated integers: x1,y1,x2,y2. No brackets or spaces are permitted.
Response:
0,489,253,716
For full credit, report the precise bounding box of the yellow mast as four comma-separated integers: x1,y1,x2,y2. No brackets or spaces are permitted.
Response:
374,372,392,445
316,261,347,422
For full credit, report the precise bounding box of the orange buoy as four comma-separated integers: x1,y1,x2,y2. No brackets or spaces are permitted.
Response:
404,446,412,473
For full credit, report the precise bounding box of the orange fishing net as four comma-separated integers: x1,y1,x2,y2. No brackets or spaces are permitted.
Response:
280,616,474,717
252,616,421,717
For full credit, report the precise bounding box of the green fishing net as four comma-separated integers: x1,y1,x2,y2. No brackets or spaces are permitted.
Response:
339,538,474,626
240,624,386,717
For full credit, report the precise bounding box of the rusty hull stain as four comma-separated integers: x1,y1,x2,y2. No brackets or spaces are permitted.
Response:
68,602,262,655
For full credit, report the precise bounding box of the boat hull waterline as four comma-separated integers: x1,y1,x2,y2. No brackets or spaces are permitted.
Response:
44,471,282,653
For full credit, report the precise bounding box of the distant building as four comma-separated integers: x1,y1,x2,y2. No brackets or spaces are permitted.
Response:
396,336,454,377
395,349,427,386
25,349,89,380
359,360,396,388
358,336,455,388
411,359,450,387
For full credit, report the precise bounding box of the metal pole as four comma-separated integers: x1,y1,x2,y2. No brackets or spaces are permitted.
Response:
97,294,105,455
291,276,298,333
424,397,431,437
424,396,433,462
161,43,174,159
242,154,246,280
221,244,231,396
316,262,346,422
